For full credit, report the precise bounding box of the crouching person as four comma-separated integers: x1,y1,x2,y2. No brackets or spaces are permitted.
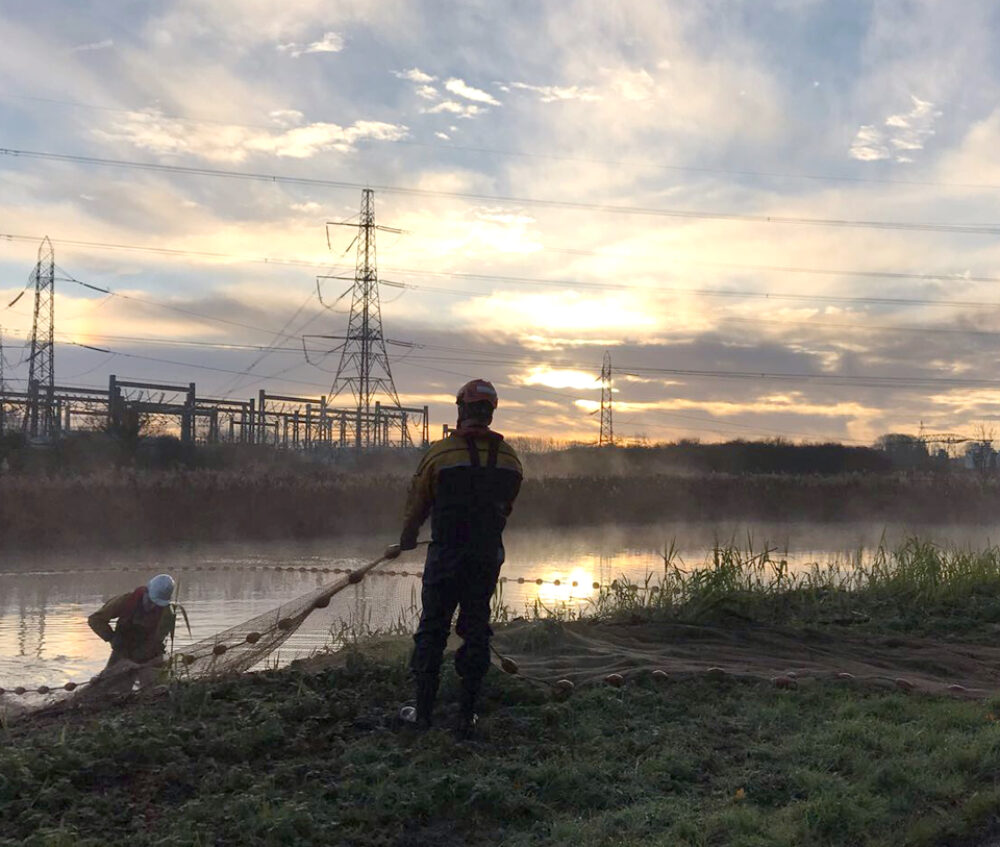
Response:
87,573,176,693
393,379,522,734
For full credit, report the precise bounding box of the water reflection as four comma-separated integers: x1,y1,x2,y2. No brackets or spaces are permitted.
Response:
4,521,1000,688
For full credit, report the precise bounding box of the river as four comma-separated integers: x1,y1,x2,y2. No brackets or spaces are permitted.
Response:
3,521,1000,689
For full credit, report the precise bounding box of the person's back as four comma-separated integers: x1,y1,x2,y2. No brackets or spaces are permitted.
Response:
405,427,522,573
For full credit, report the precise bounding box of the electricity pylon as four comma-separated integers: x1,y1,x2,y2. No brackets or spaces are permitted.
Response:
26,237,55,439
599,350,614,446
326,189,407,448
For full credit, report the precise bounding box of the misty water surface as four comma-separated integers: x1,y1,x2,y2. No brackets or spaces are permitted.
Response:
4,521,1000,689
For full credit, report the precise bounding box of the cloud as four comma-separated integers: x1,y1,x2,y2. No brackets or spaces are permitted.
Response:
444,78,500,105
607,67,657,102
425,100,484,119
510,82,602,103
277,31,344,58
94,109,408,162
454,291,659,335
415,84,438,100
515,366,599,390
70,38,114,53
394,67,436,83
849,95,941,163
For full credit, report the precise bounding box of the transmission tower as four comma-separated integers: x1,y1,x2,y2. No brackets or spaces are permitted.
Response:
599,350,614,446
328,190,406,448
26,237,55,439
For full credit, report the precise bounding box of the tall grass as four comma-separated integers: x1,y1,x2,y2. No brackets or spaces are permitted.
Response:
591,537,1000,633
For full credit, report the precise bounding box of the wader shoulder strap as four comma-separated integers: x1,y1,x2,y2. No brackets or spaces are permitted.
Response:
487,435,500,469
465,436,481,467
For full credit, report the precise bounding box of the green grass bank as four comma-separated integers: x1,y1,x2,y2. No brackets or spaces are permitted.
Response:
4,652,1000,847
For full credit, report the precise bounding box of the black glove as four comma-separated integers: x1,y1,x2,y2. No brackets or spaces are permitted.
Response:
399,530,418,551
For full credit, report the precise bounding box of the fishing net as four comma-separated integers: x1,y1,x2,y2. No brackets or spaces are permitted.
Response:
0,553,393,717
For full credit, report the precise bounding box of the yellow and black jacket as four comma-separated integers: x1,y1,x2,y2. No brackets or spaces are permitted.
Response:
401,426,522,561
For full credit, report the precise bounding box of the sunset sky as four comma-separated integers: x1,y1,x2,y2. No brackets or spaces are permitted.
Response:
3,1,1000,444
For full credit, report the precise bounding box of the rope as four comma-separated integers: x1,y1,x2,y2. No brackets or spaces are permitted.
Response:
0,564,616,589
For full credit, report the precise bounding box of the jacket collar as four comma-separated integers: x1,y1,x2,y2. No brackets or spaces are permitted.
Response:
454,422,502,439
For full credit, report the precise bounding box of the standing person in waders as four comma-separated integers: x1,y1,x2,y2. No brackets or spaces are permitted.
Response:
388,379,523,735
87,573,176,693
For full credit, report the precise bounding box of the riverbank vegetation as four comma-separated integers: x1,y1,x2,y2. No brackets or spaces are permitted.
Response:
3,465,1000,551
4,646,1000,845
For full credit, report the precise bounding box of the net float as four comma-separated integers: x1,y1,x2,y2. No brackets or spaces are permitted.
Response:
347,570,364,584
313,596,331,610
14,687,26,695
948,684,968,693
36,686,50,694
63,682,77,691
277,618,294,631
605,673,624,688
213,644,228,656
651,670,668,681
592,582,600,589
837,672,854,680
707,667,726,677
895,677,914,692
500,656,519,675
0,688,4,695
553,679,574,700
771,676,796,689
245,632,262,644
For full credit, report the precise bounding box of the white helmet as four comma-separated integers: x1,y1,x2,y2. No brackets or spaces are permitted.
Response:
147,574,175,607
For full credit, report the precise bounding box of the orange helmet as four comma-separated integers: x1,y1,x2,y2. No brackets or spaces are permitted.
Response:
456,379,499,409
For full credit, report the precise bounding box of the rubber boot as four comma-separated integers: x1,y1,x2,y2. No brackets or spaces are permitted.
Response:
457,678,480,738
414,674,439,730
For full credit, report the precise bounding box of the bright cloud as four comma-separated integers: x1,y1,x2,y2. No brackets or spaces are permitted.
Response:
394,67,436,83
94,110,408,161
849,95,941,163
516,367,600,390
277,31,344,58
444,78,500,105
425,100,484,118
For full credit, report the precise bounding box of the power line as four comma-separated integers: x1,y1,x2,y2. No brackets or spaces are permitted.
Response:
8,91,999,191
4,147,1000,235
7,232,1000,314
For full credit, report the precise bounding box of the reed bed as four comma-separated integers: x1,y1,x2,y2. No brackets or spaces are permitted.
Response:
4,468,1000,551
590,537,1000,635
